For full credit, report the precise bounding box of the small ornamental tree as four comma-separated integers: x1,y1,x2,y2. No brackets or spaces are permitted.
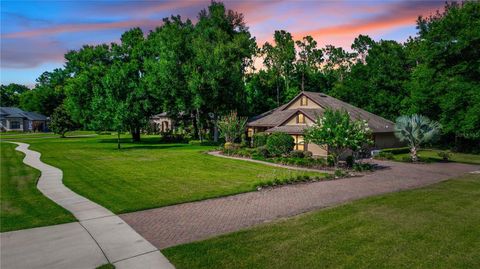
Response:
266,132,294,156
304,109,372,167
50,105,76,138
395,114,441,162
218,111,247,144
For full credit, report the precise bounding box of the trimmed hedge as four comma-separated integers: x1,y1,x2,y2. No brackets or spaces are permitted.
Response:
266,132,294,156
381,147,410,154
253,132,268,148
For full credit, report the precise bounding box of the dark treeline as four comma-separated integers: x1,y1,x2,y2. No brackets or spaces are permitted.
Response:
2,1,478,149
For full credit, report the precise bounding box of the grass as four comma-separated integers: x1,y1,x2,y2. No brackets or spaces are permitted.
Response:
0,130,95,140
3,134,322,214
0,143,75,232
392,149,480,165
163,173,480,269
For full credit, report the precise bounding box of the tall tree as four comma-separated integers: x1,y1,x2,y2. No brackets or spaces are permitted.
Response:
99,28,155,142
19,69,68,116
262,30,296,105
64,44,112,128
405,1,480,144
295,35,323,92
187,2,256,141
330,39,410,120
0,83,29,107
144,16,195,134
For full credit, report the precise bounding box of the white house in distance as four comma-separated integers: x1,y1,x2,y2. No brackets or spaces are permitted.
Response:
247,91,400,156
0,107,48,132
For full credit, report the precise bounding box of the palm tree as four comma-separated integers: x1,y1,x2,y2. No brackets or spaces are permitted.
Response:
395,114,441,162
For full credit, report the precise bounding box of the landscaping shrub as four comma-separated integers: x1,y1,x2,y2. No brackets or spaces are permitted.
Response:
303,151,313,158
327,155,335,167
189,140,220,146
266,132,294,156
437,151,451,161
240,134,248,148
289,150,305,158
253,146,269,159
224,142,241,150
253,132,268,148
334,169,347,177
353,162,374,172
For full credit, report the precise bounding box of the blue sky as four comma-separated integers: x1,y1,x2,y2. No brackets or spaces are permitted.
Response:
1,0,445,87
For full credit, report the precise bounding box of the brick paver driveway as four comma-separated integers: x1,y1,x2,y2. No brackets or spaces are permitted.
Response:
121,160,479,249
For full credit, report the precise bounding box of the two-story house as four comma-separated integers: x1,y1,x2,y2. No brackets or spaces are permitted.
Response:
246,91,399,156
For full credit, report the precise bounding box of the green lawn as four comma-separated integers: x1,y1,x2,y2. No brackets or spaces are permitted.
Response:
0,143,75,232
4,134,321,214
392,149,480,165
164,174,480,269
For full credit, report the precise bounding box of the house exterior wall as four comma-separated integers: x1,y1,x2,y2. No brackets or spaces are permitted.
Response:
284,113,314,126
6,118,24,131
307,143,328,157
151,117,173,132
285,96,320,109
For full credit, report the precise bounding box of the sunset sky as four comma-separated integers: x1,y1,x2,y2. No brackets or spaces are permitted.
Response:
1,0,445,86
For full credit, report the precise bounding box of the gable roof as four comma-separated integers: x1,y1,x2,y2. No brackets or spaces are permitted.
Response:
247,91,394,133
0,107,47,121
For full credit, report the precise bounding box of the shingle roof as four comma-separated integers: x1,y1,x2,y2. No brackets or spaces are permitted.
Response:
0,107,47,121
247,92,394,133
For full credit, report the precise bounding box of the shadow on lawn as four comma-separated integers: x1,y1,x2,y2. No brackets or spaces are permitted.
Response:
98,137,191,151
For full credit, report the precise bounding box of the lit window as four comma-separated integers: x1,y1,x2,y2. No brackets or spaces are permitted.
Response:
293,135,305,151
300,96,308,106
297,113,305,124
247,128,254,137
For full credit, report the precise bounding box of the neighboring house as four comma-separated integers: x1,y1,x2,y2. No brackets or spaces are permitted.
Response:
150,112,174,132
0,107,48,132
247,91,400,156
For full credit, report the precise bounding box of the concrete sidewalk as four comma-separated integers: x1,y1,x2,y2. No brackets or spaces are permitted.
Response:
1,142,174,269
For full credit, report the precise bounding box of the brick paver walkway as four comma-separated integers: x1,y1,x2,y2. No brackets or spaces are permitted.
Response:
121,160,479,249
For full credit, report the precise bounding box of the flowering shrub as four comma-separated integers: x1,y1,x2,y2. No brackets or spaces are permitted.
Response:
218,111,247,144
304,109,373,167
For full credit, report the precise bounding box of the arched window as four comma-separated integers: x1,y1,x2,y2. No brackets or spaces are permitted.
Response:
300,96,308,106
297,113,305,124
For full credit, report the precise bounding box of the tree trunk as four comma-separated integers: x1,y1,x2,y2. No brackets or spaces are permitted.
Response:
192,114,199,140
213,113,219,142
131,127,141,142
117,132,121,150
411,146,418,162
196,108,203,142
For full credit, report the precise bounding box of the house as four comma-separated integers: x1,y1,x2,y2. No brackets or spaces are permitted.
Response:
246,91,400,156
150,112,174,132
0,107,48,132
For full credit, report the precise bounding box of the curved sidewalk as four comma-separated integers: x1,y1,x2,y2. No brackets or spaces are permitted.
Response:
2,142,174,269
208,150,333,173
